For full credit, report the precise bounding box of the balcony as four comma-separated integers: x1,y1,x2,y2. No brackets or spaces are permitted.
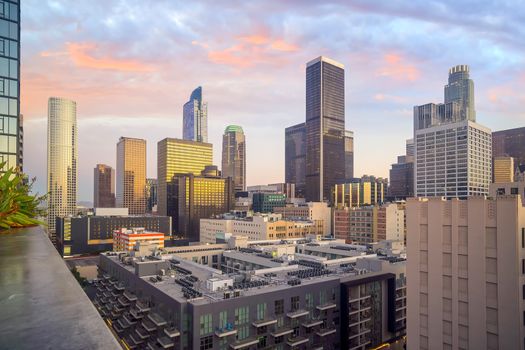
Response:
136,300,151,313
156,336,174,349
271,327,294,337
316,302,336,311
135,326,151,340
286,309,309,319
215,327,237,338
229,337,259,349
252,318,277,327
142,318,158,332
302,319,323,328
164,326,181,338
0,227,121,349
316,327,336,337
123,290,138,302
286,336,309,347
148,312,168,327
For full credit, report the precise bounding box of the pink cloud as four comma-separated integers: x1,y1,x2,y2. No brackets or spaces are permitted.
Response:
41,42,154,72
376,53,420,81
206,34,299,68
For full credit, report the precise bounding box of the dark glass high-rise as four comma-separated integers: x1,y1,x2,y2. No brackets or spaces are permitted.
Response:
305,56,345,202
0,1,20,172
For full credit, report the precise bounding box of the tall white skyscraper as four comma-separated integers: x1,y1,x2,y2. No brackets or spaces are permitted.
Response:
183,86,208,143
47,97,77,237
414,66,491,199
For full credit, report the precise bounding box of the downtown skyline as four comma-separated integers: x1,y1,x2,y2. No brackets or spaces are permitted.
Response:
20,0,525,201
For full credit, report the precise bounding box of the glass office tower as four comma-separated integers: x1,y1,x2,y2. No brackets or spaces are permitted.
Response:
285,122,306,198
94,164,115,208
0,0,20,171
221,125,246,192
444,64,476,122
305,56,346,202
183,86,208,143
116,137,147,215
47,97,77,236
157,138,213,217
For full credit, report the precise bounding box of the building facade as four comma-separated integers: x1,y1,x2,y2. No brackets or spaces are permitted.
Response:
414,119,491,198
157,138,213,217
274,202,332,236
55,213,172,257
94,164,115,208
183,86,208,143
493,156,514,183
407,196,525,350
222,125,246,192
113,228,165,251
200,213,324,244
305,56,346,202
492,126,525,170
169,166,234,241
333,203,404,244
414,66,491,199
116,137,146,215
47,97,77,236
333,175,388,208
252,193,287,213
285,122,306,198
0,0,20,172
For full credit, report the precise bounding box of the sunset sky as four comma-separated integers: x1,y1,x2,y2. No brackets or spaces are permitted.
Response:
22,0,525,202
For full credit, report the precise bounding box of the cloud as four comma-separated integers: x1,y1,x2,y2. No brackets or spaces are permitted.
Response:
376,53,420,82
40,42,155,72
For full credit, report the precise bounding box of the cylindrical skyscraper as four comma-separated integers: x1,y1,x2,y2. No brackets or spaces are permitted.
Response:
222,125,246,192
47,97,77,239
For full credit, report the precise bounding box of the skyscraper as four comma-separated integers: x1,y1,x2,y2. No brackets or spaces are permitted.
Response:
157,138,213,217
146,178,158,213
93,164,115,208
414,66,491,199
0,1,20,172
344,130,354,181
444,64,476,122
285,122,306,197
388,139,414,200
492,126,525,170
183,86,208,142
493,156,514,183
47,97,77,236
116,137,146,215
171,165,234,241
305,56,346,202
221,125,246,192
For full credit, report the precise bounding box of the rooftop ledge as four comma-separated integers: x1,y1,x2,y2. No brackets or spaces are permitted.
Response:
0,226,121,350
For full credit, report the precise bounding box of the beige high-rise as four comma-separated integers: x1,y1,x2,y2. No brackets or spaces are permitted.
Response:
47,97,77,237
407,196,525,350
493,156,514,183
116,137,146,215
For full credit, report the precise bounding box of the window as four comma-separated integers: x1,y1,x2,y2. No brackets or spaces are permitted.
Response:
511,188,519,195
257,303,266,320
275,299,284,315
219,311,228,329
235,306,249,325
291,296,300,311
200,314,212,335
199,335,213,350
305,293,313,310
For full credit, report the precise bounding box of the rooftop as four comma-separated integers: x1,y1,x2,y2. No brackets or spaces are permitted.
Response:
0,227,120,350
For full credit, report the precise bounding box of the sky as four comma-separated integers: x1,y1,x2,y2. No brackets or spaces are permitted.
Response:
21,0,525,202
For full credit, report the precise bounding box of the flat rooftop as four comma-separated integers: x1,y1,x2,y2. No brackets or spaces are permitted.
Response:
0,227,120,350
